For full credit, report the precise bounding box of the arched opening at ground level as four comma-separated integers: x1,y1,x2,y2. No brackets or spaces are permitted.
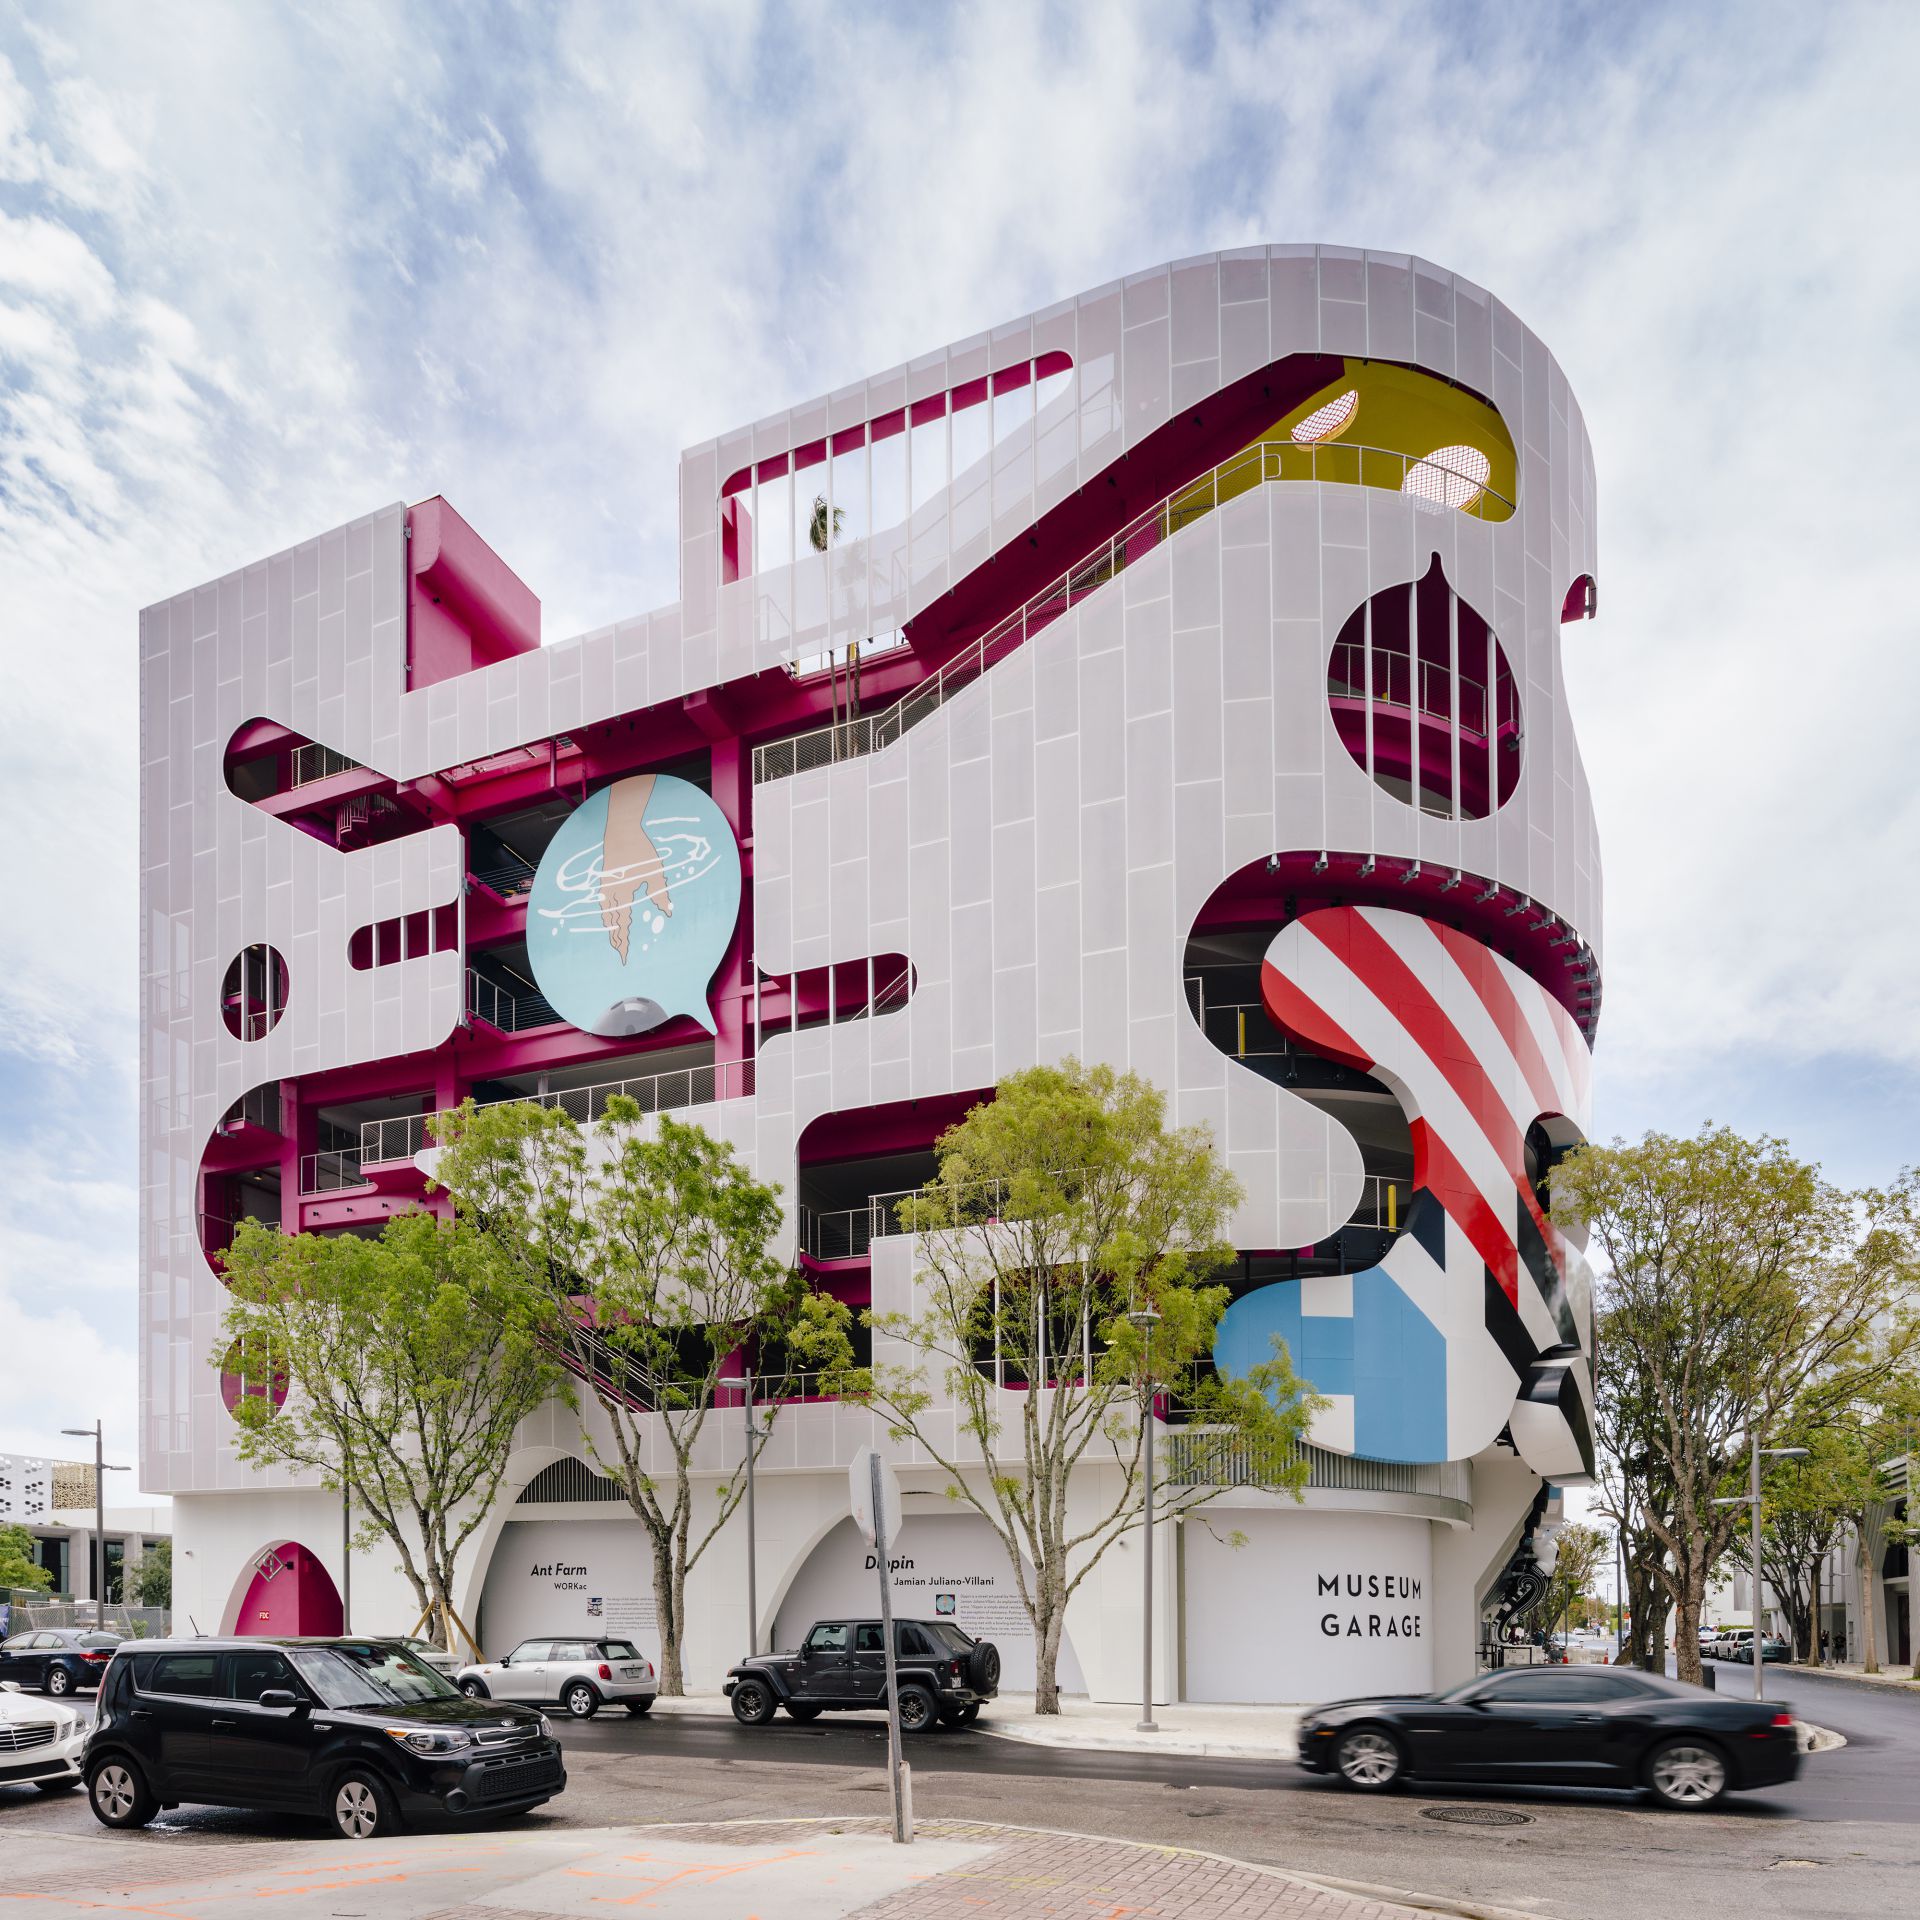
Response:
231,1541,343,1636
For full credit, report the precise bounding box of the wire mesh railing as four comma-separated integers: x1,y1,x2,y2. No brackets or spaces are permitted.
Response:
751,440,1513,785
299,1148,366,1193
289,742,360,787
360,1113,432,1166
465,968,560,1034
1163,1429,1469,1501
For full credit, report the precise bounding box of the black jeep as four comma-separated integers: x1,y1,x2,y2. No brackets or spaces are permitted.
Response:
725,1618,1001,1732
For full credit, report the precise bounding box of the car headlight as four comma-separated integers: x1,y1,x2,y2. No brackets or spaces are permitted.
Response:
383,1727,472,1756
538,1715,554,1740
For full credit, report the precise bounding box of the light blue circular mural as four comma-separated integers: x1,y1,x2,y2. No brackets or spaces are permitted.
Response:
526,773,741,1038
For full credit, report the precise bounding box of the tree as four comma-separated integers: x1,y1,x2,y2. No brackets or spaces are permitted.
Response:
854,1060,1324,1714
0,1523,51,1594
218,1209,564,1654
1540,1521,1607,1643
1554,1132,1920,1687
430,1099,853,1695
129,1537,173,1610
806,493,845,552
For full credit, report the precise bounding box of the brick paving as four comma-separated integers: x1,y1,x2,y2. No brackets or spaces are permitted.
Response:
653,1819,1428,1919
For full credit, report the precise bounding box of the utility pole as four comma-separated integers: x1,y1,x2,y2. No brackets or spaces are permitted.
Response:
744,1369,758,1655
1716,1435,1808,1701
1127,1306,1162,1732
61,1421,130,1622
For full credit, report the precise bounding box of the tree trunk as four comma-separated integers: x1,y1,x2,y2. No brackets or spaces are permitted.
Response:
1033,1602,1063,1715
652,1549,683,1695
1858,1531,1880,1674
1672,1573,1704,1687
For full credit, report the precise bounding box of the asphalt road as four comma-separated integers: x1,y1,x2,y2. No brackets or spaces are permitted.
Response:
5,1666,1916,1920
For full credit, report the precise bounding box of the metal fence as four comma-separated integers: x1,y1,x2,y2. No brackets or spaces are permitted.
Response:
1163,1431,1470,1503
752,440,1513,786
289,742,359,787
465,969,560,1035
1,1593,172,1638
360,1113,432,1166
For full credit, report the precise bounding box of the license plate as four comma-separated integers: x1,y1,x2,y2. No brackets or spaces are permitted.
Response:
618,1667,642,1678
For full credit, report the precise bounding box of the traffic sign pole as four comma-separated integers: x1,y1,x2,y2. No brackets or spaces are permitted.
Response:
870,1450,912,1844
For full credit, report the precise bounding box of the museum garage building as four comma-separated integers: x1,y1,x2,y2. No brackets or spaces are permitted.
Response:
140,247,1603,1703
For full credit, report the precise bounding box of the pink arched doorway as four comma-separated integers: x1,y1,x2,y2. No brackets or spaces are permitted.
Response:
234,1542,343,1637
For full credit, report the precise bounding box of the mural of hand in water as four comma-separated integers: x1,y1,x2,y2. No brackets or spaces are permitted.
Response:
528,773,741,1038
599,774,674,963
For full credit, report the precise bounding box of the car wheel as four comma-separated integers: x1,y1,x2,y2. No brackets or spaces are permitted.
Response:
47,1665,73,1698
35,1776,82,1793
331,1768,401,1840
1333,1726,1405,1792
88,1759,156,1829
624,1698,654,1717
459,1678,489,1699
730,1678,778,1726
784,1702,822,1723
1645,1739,1728,1810
563,1681,599,1720
895,1684,937,1734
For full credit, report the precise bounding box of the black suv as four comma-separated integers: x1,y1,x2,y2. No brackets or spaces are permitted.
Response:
726,1618,1000,1732
83,1636,564,1838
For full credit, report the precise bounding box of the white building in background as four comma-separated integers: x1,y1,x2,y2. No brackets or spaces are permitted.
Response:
141,246,1608,1700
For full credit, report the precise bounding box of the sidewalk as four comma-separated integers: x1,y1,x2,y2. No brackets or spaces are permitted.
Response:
0,1817,1516,1920
1781,1659,1919,1691
648,1689,1304,1758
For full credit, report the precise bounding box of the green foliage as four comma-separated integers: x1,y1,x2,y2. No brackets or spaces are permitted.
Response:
129,1537,172,1609
429,1098,853,1692
217,1208,564,1653
0,1522,52,1594
1554,1131,1920,1684
855,1059,1325,1712
1540,1521,1607,1637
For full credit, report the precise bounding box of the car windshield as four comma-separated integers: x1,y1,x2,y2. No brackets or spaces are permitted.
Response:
287,1642,459,1709
600,1640,641,1660
77,1634,122,1649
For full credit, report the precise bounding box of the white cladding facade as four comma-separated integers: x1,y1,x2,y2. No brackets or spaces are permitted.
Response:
141,247,1602,1699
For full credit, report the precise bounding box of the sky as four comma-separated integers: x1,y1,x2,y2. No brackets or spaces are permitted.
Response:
1,0,1917,1487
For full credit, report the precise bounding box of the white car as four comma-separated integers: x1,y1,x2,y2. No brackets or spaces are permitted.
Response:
0,1680,88,1795
387,1636,464,1678
456,1636,658,1719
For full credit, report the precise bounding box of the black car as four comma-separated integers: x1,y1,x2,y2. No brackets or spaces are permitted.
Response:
83,1636,564,1838
1728,1636,1792,1665
0,1628,123,1697
1299,1663,1800,1809
726,1618,1001,1732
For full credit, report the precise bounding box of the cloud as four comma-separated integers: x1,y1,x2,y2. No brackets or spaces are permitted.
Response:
1,0,1916,1487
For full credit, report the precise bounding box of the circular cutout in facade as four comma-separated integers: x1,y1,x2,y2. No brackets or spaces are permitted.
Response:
1290,388,1359,444
220,1335,289,1420
221,943,288,1041
1403,443,1491,514
526,772,742,1038
1326,557,1521,819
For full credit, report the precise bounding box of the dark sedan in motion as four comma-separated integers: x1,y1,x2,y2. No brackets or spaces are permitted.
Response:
1300,1663,1799,1809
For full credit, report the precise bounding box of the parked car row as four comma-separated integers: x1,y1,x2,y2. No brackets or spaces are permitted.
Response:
1702,1626,1791,1664
0,1628,123,1697
3,1616,1804,1841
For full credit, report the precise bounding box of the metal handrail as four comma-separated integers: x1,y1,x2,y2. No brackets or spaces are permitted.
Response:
1326,640,1521,741
300,1148,366,1194
752,439,1513,785
1163,1428,1470,1502
360,1113,432,1166
289,742,360,787
465,968,559,1035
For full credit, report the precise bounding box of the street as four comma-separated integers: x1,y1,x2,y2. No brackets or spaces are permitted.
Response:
5,1665,1916,1919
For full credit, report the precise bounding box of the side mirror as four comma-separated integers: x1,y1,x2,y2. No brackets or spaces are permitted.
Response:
258,1689,305,1712
1468,1695,1492,1711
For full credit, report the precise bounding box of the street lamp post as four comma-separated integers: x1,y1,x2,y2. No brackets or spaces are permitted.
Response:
61,1422,131,1622
1715,1437,1809,1702
743,1368,759,1656
1126,1306,1161,1734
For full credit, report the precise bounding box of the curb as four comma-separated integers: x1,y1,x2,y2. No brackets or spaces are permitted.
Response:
977,1718,1296,1762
